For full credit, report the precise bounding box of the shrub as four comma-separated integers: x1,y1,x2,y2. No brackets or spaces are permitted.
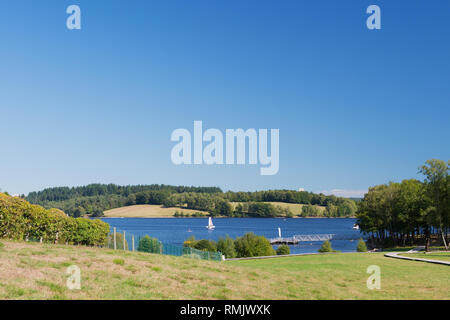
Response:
318,240,333,253
357,238,368,252
217,235,236,258
194,239,217,252
138,235,161,253
0,193,109,246
234,232,276,258
276,244,290,255
183,236,217,252
113,258,125,265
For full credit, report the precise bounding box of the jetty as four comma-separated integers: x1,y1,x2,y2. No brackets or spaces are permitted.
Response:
269,234,334,245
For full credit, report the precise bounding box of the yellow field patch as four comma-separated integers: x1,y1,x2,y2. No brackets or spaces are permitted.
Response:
104,205,208,218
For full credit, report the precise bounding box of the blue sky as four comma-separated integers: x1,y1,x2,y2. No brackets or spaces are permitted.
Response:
0,0,449,197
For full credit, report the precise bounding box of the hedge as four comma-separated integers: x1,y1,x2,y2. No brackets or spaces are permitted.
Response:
0,193,109,246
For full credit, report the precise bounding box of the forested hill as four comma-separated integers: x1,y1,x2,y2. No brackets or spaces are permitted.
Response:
26,184,222,203
25,184,357,218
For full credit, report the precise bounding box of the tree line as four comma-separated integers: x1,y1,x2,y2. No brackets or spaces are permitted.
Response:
25,183,358,218
26,183,221,203
357,159,449,251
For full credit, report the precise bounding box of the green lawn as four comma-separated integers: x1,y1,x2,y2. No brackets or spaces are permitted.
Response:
0,241,448,300
228,253,450,299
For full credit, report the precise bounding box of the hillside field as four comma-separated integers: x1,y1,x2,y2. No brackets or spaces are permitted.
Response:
103,205,208,218
231,202,326,216
0,240,448,300
104,202,326,218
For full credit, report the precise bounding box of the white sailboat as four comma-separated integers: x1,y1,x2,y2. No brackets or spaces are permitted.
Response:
206,217,215,230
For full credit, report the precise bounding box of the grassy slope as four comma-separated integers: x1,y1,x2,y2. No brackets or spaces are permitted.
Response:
264,202,326,215
0,241,448,300
103,205,208,218
103,202,327,218
231,202,326,216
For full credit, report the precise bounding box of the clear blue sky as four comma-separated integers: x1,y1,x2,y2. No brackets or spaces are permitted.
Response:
0,1,449,197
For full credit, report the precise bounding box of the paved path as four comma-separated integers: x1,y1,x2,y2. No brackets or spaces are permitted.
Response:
384,252,450,266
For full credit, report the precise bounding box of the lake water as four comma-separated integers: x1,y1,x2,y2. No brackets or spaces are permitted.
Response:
101,217,362,254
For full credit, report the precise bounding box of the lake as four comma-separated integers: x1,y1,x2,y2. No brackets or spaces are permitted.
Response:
101,217,363,254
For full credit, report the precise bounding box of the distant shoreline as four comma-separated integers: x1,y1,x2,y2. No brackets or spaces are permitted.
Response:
98,216,356,219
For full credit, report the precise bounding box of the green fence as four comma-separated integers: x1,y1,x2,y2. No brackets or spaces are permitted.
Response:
107,228,223,262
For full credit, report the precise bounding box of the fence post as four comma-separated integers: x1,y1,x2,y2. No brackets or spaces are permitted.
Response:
113,227,117,250
132,235,135,252
123,231,126,250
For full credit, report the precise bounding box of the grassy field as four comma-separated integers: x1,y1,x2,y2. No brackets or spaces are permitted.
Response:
103,205,208,218
231,202,326,216
400,252,450,262
104,202,327,218
0,240,448,300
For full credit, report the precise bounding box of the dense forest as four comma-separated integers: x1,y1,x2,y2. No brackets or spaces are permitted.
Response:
357,159,449,251
24,184,357,218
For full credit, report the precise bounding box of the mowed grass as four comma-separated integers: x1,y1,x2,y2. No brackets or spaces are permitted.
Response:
0,241,448,300
103,205,208,218
228,254,450,300
231,202,326,216
401,252,450,262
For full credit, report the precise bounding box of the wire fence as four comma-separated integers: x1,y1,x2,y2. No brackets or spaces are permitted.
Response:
107,227,223,262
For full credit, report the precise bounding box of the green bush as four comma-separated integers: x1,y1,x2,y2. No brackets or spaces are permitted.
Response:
276,244,290,255
357,238,368,252
194,239,217,252
0,193,109,246
138,235,161,253
183,236,217,252
113,258,125,265
217,235,236,258
234,232,276,258
318,240,333,253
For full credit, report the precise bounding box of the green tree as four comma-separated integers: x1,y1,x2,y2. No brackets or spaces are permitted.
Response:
217,235,236,258
301,205,320,217
419,159,449,251
318,240,333,253
193,239,217,252
356,239,367,252
138,235,161,253
234,233,276,258
276,244,290,255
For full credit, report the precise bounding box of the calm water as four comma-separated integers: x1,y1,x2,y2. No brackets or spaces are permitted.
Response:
100,217,362,254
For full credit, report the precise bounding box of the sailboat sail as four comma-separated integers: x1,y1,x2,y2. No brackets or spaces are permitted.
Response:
206,217,215,230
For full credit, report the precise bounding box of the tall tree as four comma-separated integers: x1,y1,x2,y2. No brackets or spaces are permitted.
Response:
419,159,449,250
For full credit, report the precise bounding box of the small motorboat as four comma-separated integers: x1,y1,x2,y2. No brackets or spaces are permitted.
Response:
353,224,360,230
206,217,215,230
